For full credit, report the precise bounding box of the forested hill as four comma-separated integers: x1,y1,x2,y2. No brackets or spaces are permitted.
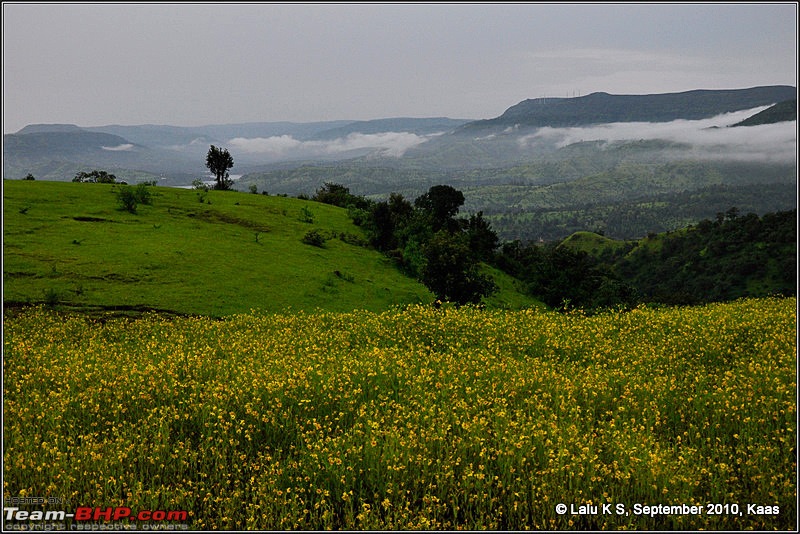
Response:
551,209,797,308
613,209,796,305
732,99,797,126
464,85,797,129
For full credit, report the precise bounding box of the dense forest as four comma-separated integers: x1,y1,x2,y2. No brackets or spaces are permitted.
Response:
495,207,797,309
609,208,797,305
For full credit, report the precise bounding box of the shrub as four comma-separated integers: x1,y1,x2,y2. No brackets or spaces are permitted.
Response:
299,206,315,224
339,232,369,247
116,185,139,213
302,229,327,247
134,183,153,205
115,183,154,213
42,288,60,306
192,179,209,191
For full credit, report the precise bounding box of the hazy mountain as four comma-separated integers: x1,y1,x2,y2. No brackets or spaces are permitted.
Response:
2,128,200,183
237,87,796,241
80,121,358,147
376,86,798,170
3,117,473,182
2,130,155,177
460,85,797,131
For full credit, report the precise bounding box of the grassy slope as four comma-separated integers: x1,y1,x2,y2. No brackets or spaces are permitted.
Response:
558,228,689,258
3,180,540,316
557,231,632,255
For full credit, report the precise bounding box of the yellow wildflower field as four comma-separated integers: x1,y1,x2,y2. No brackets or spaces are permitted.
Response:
3,297,796,530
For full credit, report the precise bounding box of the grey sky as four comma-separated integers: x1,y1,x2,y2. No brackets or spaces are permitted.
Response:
2,2,797,133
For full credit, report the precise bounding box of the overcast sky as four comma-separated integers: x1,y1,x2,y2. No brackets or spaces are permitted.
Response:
2,2,797,133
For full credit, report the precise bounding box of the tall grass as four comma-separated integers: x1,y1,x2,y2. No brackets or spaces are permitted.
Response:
3,297,796,529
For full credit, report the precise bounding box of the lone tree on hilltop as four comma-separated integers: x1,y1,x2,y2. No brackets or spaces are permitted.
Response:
206,145,234,190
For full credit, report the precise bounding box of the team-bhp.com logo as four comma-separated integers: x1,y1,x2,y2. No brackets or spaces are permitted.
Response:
74,507,188,522
4,504,189,530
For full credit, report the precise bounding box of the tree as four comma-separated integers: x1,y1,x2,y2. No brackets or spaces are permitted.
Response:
368,193,414,252
312,182,350,206
369,201,397,251
205,145,234,190
421,230,497,305
414,185,465,232
465,211,499,261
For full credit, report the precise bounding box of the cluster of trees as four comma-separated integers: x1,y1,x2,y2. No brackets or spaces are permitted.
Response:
490,207,797,309
72,170,118,183
312,181,640,310
313,183,498,305
494,241,636,310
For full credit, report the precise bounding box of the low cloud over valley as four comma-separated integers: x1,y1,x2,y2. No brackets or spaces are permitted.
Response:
101,143,135,151
517,107,797,164
228,131,439,160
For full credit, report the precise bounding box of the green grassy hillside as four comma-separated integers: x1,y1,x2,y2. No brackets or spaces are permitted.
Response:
3,180,539,316
557,231,632,255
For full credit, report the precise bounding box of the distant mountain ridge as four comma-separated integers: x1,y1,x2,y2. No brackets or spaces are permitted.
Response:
9,118,470,144
16,123,86,134
3,117,472,182
462,85,797,130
